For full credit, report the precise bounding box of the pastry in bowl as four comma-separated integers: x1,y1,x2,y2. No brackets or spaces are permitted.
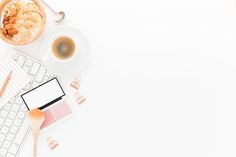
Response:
0,0,46,45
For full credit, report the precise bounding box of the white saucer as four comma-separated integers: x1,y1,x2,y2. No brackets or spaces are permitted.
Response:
40,26,90,78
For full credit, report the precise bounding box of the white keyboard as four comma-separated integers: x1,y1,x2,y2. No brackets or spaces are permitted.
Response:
0,50,54,157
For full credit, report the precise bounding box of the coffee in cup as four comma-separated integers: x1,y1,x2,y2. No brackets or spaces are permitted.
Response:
51,36,76,61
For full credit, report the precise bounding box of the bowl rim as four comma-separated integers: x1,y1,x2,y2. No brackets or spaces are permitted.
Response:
0,0,46,45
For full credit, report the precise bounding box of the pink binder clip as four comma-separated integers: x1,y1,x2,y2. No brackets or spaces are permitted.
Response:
47,137,59,150
74,92,86,105
70,78,80,90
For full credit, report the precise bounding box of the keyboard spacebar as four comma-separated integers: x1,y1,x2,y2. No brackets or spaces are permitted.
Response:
14,118,30,145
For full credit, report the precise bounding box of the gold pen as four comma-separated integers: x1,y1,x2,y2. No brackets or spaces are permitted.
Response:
0,71,12,97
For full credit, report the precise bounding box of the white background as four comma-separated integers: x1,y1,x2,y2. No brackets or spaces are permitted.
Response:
1,0,236,156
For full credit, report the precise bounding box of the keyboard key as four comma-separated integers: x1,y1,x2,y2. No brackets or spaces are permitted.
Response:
35,67,46,83
21,105,28,112
9,98,15,104
17,111,25,119
0,118,4,125
1,126,9,134
0,148,7,156
6,133,14,141
23,66,30,73
25,59,33,66
29,75,35,82
10,126,18,134
11,105,19,112
4,103,11,110
8,112,16,119
29,62,40,75
14,119,29,145
0,134,6,142
9,144,18,154
3,141,11,148
13,119,21,127
32,82,40,88
4,119,13,127
45,70,51,77
0,111,8,118
16,55,26,67
15,98,23,104
7,153,15,157
23,84,31,90
42,76,49,83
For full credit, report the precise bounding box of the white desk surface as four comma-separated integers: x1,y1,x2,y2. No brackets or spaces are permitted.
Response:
0,0,236,156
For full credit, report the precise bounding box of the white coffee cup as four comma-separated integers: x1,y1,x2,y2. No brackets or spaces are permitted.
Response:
41,26,90,78
48,34,78,62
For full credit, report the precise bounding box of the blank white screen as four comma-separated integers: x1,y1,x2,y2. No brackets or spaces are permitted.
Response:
22,79,64,110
